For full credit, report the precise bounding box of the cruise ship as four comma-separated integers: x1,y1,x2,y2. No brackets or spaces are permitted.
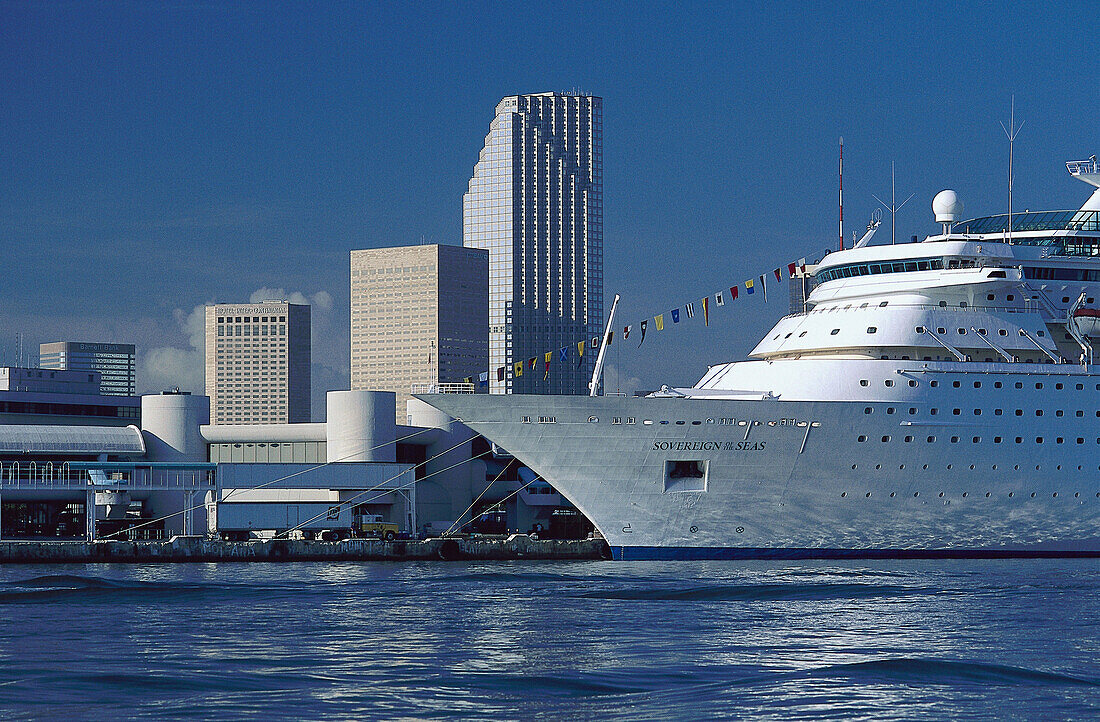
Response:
422,158,1100,559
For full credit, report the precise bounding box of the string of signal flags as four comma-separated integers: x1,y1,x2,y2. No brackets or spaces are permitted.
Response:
463,256,810,386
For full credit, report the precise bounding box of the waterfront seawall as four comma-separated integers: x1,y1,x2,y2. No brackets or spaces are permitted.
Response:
0,535,611,563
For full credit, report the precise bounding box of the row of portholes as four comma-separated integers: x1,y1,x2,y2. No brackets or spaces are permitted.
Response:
862,434,1100,445
861,379,1090,391
866,407,1099,417
851,462,1100,472
840,490,1097,499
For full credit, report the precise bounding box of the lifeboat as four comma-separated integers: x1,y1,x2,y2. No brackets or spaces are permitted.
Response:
1072,307,1100,337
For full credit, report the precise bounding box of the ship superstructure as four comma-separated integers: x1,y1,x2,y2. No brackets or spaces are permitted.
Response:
423,157,1100,559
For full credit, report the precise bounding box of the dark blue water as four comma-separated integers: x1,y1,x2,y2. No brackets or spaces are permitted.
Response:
0,560,1097,720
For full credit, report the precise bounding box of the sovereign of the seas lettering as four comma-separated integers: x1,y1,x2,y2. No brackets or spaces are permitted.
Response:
652,440,766,451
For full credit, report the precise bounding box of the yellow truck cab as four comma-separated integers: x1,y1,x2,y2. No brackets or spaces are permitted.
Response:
356,514,398,541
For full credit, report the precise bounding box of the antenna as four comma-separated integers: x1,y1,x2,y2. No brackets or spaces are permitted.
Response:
872,162,915,245
999,95,1024,243
838,137,844,251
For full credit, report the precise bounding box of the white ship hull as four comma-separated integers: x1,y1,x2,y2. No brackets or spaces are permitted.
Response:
421,362,1100,560
423,156,1100,559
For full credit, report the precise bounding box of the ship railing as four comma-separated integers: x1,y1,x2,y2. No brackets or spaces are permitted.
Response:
1067,158,1099,176
779,302,1043,323
410,383,475,394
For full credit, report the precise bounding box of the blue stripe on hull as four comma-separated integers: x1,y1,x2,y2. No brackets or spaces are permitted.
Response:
612,546,1100,561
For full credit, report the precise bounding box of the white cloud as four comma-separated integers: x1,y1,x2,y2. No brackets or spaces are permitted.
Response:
602,364,644,397
139,303,207,394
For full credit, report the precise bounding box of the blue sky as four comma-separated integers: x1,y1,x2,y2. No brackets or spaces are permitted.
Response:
2,1,1097,414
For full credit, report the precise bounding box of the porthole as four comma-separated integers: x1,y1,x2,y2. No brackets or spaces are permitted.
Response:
994,382,1002,389
994,436,1002,443
1009,491,1014,497
985,492,991,497
1036,437,1043,443
947,464,953,470
830,328,840,335
1075,492,1080,498
999,329,1008,336
962,492,968,498
857,435,867,442
890,492,896,497
909,407,917,415
952,381,961,388
922,464,929,469
860,380,869,386
691,420,702,425
1015,382,1023,389
952,409,961,416
885,380,894,387
927,435,936,443
1036,410,1043,417
951,436,959,443
881,436,890,442
1056,383,1064,390
957,328,967,335
588,416,599,423
851,464,857,470
930,381,939,388
887,407,896,414
675,421,686,425
969,464,975,470
938,492,945,497
841,492,847,497
1015,437,1022,443
915,326,925,333
909,380,917,388
1036,382,1043,389
973,409,982,416
973,381,981,388
972,437,980,443
914,492,920,497
875,464,882,469
938,327,947,334
864,407,873,414
904,436,913,442
865,492,871,498
867,327,878,334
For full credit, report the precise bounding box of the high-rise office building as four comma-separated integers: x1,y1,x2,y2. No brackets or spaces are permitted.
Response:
204,301,311,425
463,92,603,395
350,244,488,422
39,342,136,396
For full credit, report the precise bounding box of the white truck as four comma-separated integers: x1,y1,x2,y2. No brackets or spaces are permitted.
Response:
217,502,355,541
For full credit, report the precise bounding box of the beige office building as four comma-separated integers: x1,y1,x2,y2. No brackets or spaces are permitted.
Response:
204,301,311,425
350,244,488,422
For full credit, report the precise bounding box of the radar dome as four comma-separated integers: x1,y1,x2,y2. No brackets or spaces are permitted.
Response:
932,189,963,223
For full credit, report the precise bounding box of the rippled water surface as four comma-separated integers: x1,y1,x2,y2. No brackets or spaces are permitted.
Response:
0,559,1097,720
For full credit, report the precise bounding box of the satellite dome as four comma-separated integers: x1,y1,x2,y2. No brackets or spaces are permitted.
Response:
932,190,963,223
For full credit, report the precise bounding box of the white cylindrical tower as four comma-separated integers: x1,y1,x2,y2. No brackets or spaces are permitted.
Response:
326,390,396,462
141,392,210,462
406,396,453,432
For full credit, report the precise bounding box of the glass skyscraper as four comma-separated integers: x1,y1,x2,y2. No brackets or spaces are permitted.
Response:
463,92,603,395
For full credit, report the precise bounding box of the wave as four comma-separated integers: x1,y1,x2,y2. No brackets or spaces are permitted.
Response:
806,658,1100,688
0,574,299,604
571,582,930,602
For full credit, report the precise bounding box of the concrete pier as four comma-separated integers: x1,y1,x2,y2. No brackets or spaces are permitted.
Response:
0,535,611,563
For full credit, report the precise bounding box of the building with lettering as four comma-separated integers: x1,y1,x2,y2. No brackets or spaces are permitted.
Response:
463,92,603,395
203,301,311,425
39,342,136,396
350,244,488,422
